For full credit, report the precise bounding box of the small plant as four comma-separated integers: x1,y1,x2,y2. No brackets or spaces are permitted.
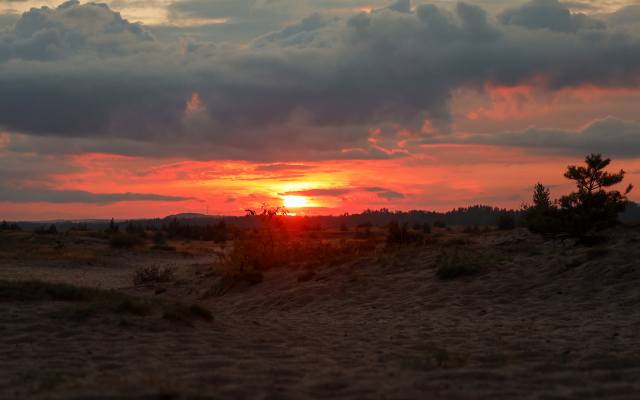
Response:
132,266,176,286
435,249,484,280
434,221,447,229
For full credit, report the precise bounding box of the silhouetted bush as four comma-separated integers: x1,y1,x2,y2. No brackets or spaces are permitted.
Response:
434,221,447,229
387,221,423,246
0,221,21,231
560,154,632,236
523,183,564,235
524,154,633,238
162,219,228,242
106,218,119,234
35,224,58,235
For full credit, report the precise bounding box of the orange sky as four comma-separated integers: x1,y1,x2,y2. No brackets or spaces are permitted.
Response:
1,1,639,220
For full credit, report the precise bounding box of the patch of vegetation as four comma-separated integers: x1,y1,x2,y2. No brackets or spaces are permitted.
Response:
132,266,176,286
435,249,485,280
386,221,425,246
0,280,212,326
0,221,21,231
524,154,633,238
150,231,176,251
35,224,58,235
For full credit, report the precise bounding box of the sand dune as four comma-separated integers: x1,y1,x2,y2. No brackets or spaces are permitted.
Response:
1,227,640,399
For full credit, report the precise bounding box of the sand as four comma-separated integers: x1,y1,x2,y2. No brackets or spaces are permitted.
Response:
1,227,640,399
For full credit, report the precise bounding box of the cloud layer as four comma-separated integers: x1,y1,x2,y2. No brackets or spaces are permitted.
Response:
0,0,639,162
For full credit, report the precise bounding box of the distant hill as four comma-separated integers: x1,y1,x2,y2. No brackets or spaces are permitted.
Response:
6,202,639,231
163,213,212,220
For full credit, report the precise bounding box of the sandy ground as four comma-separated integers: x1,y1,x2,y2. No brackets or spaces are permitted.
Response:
1,227,640,399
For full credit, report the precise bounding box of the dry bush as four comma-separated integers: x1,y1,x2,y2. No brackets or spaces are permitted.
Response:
132,266,176,286
216,207,380,285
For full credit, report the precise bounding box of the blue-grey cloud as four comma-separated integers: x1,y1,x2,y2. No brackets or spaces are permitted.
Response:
424,116,640,157
0,186,193,204
0,1,639,162
499,0,606,32
283,186,405,200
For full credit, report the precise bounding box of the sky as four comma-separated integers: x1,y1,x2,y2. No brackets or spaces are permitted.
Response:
1,0,640,220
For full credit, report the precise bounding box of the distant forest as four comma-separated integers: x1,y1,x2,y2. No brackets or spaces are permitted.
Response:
7,202,640,233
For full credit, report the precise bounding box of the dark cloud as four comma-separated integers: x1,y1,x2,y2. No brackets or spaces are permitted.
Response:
363,187,405,199
283,186,405,200
0,1,639,161
283,188,352,197
254,163,315,172
499,0,606,32
0,186,193,204
0,0,154,61
424,116,640,157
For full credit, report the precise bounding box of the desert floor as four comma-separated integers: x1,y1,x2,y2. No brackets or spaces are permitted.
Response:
1,227,640,399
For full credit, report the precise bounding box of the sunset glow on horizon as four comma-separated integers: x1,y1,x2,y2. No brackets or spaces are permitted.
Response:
1,0,640,220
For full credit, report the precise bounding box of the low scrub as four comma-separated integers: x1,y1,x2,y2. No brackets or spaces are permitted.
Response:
386,221,425,246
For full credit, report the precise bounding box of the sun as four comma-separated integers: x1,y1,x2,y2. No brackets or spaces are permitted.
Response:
283,195,309,209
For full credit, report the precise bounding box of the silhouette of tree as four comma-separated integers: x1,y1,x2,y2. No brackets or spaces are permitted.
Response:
532,183,552,209
524,154,633,237
560,154,633,235
523,183,563,235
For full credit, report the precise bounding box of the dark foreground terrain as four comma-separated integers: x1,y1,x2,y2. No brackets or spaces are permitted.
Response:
1,226,640,399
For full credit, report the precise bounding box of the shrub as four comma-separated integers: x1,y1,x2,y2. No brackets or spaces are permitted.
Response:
523,183,564,236
434,221,447,229
387,221,423,246
106,218,119,234
35,224,58,235
524,155,633,238
435,249,484,280
559,154,632,235
0,221,21,231
133,266,176,286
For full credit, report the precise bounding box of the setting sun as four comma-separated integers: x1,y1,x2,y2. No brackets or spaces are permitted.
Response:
283,195,309,209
